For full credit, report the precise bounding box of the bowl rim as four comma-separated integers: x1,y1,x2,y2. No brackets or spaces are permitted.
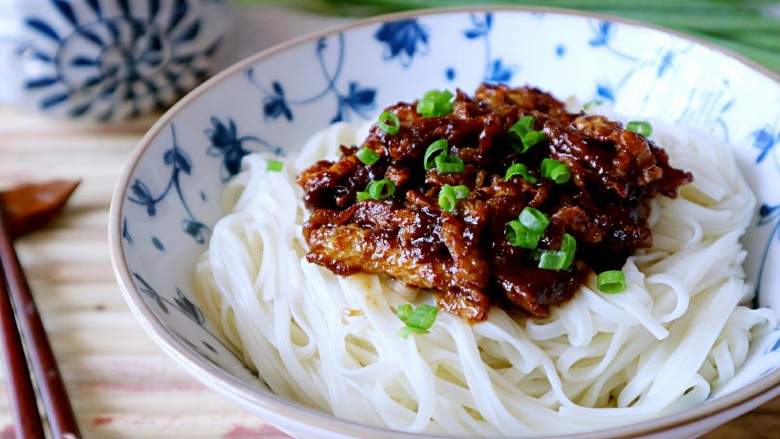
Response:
108,5,780,438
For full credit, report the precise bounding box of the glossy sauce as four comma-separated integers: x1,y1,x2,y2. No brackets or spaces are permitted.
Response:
298,83,692,322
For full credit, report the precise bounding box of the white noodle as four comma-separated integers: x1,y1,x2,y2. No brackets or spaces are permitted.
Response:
192,120,777,436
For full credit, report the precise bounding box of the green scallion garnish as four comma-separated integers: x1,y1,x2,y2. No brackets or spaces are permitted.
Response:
396,303,413,321
434,153,465,174
583,99,604,110
560,233,576,269
377,110,401,135
423,139,464,174
508,115,546,153
626,121,653,137
439,184,457,212
396,303,439,338
505,207,549,249
533,233,577,271
519,207,550,234
438,184,471,212
452,185,470,200
506,219,538,249
357,147,380,166
537,250,568,270
423,139,448,170
598,270,627,293
356,179,396,202
266,160,283,172
540,158,571,184
416,89,454,117
505,163,537,183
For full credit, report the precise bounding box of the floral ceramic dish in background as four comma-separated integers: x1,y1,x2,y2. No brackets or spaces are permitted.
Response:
110,7,780,439
0,0,229,120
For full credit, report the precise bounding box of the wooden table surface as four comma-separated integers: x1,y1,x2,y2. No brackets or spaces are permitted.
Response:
0,4,777,439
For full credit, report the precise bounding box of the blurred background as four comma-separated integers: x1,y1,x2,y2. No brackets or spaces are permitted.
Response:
230,0,779,73
1,0,777,120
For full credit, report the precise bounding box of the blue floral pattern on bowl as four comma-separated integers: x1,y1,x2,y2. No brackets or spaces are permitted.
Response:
250,34,377,124
374,19,429,67
0,0,228,119
110,8,780,438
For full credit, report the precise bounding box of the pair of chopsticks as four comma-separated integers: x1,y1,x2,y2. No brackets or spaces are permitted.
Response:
0,210,81,438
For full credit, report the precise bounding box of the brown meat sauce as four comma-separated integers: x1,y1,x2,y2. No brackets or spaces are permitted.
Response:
297,83,692,322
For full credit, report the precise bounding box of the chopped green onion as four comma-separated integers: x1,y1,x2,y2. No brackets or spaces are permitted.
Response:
416,89,454,117
505,220,540,249
377,111,400,135
519,207,550,234
560,233,576,269
598,270,627,293
396,303,439,339
266,160,283,172
439,184,471,212
396,303,413,321
583,99,604,110
416,99,435,116
506,207,550,249
534,233,577,270
505,163,537,183
626,121,653,137
541,158,571,184
538,250,568,270
453,185,470,200
439,184,458,212
508,115,546,153
423,139,448,170
406,304,438,328
397,326,430,338
356,179,396,202
435,154,465,174
356,147,380,166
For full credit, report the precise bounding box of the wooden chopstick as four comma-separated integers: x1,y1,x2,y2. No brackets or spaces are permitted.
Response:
0,208,81,439
0,258,45,438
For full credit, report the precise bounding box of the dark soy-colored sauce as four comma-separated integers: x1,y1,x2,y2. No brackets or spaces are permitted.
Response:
297,83,692,322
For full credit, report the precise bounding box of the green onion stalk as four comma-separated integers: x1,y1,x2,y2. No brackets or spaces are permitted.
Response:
237,0,780,73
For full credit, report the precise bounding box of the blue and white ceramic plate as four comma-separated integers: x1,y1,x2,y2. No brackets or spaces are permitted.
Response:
109,7,780,438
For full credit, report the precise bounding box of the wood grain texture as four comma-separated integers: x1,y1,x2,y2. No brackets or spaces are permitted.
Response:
0,5,776,438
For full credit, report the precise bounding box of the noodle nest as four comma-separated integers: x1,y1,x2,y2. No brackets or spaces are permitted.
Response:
193,117,776,437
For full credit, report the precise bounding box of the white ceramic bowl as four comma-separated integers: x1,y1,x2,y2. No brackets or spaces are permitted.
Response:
0,0,229,120
109,7,780,438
